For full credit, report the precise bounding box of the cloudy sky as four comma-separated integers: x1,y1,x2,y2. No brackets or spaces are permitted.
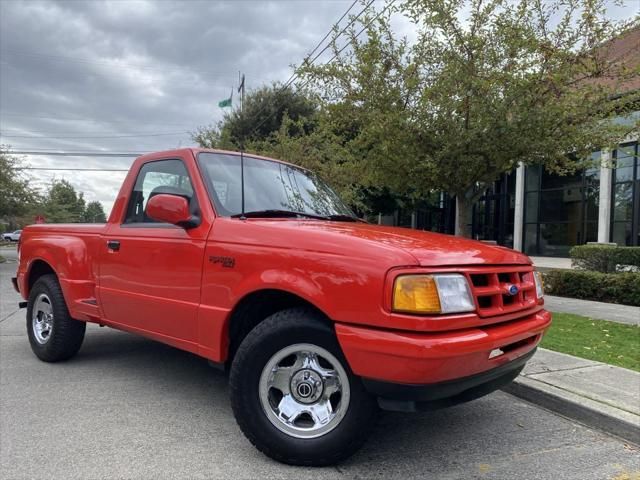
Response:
0,0,635,216
0,0,381,214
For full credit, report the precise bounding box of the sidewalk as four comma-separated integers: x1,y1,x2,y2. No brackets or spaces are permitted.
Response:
530,256,573,270
503,348,640,444
544,295,640,325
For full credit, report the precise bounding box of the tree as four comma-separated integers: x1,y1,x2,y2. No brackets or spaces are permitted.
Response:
43,179,86,223
299,0,639,236
193,83,318,149
83,201,107,223
0,147,39,224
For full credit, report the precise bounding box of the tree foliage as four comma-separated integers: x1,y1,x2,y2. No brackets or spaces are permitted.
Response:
298,0,639,235
1,147,108,227
42,179,87,223
83,201,107,223
193,83,318,149
0,147,39,222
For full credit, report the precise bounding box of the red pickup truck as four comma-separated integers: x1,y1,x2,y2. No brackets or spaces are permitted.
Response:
13,148,551,466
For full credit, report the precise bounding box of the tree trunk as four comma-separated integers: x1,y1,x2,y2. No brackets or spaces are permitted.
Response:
455,194,474,238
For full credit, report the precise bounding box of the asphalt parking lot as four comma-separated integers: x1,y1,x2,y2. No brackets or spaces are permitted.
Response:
1,249,638,480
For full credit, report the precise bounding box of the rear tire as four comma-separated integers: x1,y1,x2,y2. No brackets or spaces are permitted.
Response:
27,274,86,362
229,308,378,466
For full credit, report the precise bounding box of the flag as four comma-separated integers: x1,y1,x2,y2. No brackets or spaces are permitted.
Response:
218,89,233,108
238,74,245,94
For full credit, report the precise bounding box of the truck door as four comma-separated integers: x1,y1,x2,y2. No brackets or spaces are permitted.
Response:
98,157,209,345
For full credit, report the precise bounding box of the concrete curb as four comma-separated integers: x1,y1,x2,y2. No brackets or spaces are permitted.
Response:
503,376,640,445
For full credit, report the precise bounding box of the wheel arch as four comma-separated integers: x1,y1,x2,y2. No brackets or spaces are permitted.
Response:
26,259,57,295
225,288,332,365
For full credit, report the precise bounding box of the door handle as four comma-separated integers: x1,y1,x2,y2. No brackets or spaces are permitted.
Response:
107,240,120,252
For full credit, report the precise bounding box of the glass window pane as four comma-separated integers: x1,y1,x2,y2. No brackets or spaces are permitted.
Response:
539,223,581,257
613,183,634,221
525,192,538,223
615,143,636,183
612,222,632,246
541,169,582,190
584,186,599,222
584,221,598,243
503,224,514,249
507,171,516,194
539,189,583,223
524,224,537,255
585,167,600,185
615,166,634,183
526,166,540,192
615,144,636,162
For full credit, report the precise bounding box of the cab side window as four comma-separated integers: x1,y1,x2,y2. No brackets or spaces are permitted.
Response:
123,159,194,224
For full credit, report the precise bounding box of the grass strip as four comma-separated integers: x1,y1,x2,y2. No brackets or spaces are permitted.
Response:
541,312,639,372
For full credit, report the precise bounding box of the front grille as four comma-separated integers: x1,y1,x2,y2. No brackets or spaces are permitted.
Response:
466,266,537,317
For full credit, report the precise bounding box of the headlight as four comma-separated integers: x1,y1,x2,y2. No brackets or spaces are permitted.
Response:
534,271,544,299
393,273,475,314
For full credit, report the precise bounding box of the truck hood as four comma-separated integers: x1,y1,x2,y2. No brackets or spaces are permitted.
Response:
233,219,531,267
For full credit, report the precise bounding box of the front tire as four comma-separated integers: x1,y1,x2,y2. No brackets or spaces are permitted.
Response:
229,308,378,466
27,274,86,362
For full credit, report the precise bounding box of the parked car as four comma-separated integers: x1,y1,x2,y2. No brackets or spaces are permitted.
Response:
13,148,551,466
3,230,22,242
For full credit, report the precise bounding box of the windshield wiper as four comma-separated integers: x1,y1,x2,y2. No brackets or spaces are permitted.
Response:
231,209,328,220
325,214,362,222
231,210,362,222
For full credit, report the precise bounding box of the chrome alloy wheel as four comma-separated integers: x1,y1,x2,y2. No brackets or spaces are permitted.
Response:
32,293,54,345
259,343,351,439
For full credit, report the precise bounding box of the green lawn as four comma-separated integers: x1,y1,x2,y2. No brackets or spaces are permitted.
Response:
541,313,640,372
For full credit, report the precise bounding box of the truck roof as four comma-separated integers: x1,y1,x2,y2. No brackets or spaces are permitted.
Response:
136,147,310,172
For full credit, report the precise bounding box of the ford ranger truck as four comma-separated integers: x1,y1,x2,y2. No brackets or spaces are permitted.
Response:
13,148,551,466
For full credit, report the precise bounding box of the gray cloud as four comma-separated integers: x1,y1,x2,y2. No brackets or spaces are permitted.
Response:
0,0,358,214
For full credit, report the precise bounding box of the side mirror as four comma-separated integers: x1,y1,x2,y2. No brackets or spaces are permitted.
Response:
145,194,199,229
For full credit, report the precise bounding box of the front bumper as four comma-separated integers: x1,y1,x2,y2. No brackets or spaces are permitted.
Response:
336,309,551,409
364,348,535,411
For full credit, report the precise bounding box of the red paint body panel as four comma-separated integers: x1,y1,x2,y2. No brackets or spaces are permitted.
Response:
336,310,551,384
16,147,551,388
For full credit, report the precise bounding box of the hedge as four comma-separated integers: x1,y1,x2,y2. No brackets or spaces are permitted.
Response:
570,245,640,273
543,270,640,306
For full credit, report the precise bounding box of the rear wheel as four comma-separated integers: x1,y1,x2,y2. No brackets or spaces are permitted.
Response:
27,274,86,362
229,308,378,466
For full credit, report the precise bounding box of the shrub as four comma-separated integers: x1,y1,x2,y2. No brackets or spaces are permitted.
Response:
543,270,640,306
570,245,640,273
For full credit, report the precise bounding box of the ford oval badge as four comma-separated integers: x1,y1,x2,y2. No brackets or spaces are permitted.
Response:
508,284,519,296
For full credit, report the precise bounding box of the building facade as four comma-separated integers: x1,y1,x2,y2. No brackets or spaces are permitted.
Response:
517,141,638,254
384,140,639,256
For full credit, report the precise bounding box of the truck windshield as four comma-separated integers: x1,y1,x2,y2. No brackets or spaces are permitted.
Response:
198,152,355,219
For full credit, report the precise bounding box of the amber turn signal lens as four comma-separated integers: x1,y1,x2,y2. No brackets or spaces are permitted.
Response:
393,275,441,313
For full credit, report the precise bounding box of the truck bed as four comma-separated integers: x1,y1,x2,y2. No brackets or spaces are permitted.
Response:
17,223,107,323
